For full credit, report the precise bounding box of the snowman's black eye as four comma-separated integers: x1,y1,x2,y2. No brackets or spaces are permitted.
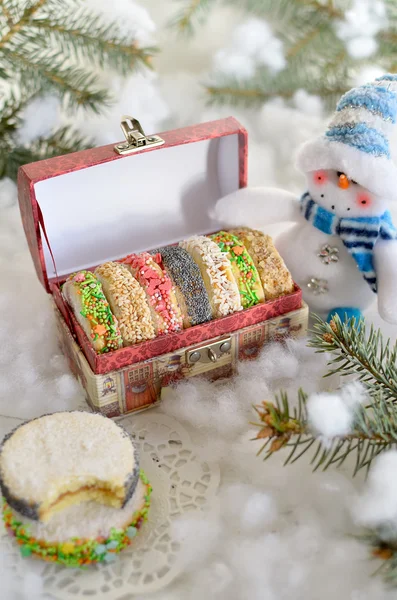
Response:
347,208,351,211
321,194,324,198
331,205,335,209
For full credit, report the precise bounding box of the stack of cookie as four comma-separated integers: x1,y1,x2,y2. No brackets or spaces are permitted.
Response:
62,227,294,354
0,412,151,566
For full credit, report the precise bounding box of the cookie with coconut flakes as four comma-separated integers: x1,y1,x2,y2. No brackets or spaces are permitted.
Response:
0,412,140,523
2,470,151,567
180,235,242,318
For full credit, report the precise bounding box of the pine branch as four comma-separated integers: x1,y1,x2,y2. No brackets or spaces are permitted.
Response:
1,126,91,180
206,73,348,108
252,390,397,475
358,534,397,586
29,10,156,73
309,315,397,403
2,47,111,112
294,0,344,19
0,81,41,136
169,0,218,35
0,0,158,179
1,1,15,27
176,0,396,109
0,0,46,48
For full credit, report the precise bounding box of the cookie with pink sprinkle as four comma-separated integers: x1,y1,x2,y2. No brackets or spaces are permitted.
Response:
119,252,183,336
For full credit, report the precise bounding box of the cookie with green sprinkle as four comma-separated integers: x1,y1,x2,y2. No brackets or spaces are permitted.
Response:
2,470,151,567
62,270,122,354
209,232,265,308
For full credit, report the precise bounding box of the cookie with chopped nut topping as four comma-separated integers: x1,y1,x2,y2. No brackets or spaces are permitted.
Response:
95,262,155,345
230,228,294,300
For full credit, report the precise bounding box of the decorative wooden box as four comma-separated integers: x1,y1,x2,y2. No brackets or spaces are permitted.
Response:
18,116,308,417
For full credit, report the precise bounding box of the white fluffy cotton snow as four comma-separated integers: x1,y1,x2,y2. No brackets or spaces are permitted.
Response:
355,450,397,530
2,1,397,598
212,17,285,80
307,381,368,442
335,0,387,58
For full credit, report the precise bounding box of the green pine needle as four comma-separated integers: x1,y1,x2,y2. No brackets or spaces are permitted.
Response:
309,314,397,402
253,389,397,476
169,0,218,36
1,126,91,180
252,314,397,586
169,0,397,109
0,0,157,179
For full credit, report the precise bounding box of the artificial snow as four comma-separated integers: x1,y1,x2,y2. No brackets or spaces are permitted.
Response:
2,0,397,598
355,450,397,529
212,17,285,81
335,0,387,58
307,381,368,442
1,174,396,598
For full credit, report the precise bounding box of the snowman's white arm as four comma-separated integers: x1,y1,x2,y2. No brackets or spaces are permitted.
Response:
211,187,301,229
374,239,397,325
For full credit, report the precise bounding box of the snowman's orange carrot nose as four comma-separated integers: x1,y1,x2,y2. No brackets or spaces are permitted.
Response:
338,173,350,189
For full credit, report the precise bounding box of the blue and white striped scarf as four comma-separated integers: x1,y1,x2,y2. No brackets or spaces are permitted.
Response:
300,191,397,293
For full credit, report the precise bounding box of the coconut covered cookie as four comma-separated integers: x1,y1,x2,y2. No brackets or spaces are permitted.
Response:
180,236,242,318
0,412,139,523
2,471,151,567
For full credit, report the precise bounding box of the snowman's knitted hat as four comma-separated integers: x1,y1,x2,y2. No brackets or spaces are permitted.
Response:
296,74,397,201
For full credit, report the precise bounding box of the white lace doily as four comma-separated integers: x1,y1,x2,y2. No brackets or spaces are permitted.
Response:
0,412,220,598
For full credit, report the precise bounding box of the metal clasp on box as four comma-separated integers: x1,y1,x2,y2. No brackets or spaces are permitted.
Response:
187,337,232,365
114,116,165,155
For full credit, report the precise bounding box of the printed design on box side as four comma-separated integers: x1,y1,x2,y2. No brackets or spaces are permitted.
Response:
201,363,235,382
54,303,308,417
268,311,305,343
238,323,267,361
157,351,193,387
97,401,121,418
122,363,160,413
101,375,117,396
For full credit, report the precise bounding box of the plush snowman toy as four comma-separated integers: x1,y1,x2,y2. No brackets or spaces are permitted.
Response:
213,74,397,323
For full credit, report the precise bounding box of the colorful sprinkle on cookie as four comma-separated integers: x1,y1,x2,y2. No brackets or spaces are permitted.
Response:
2,471,152,567
63,271,122,353
209,232,264,308
119,252,183,335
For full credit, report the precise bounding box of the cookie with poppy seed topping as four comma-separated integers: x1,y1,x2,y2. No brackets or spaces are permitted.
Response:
150,245,212,328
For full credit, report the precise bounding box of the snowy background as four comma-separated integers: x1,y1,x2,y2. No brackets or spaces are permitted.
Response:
2,0,397,598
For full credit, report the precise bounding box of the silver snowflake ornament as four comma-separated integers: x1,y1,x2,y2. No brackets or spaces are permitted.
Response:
307,277,329,295
318,244,339,264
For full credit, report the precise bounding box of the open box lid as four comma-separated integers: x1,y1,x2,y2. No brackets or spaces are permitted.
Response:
18,116,247,293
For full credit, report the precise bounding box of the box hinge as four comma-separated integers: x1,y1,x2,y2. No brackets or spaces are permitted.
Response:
114,116,165,155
